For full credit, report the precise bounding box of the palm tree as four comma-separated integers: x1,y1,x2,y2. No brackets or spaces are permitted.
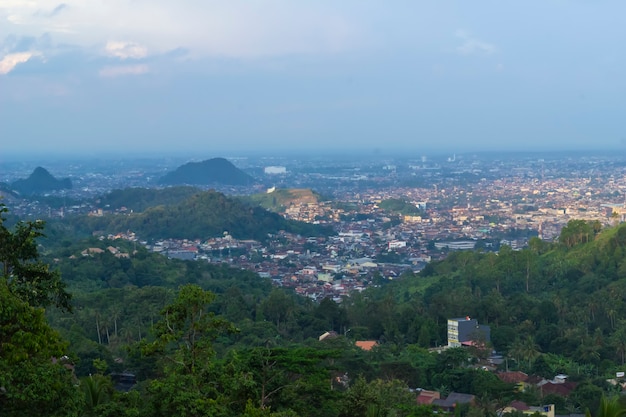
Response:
585,395,626,417
513,336,541,370
611,211,620,227
508,339,525,369
607,306,618,330
611,324,626,365
577,335,602,367
81,375,111,416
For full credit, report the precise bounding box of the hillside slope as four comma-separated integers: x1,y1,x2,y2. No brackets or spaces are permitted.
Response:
68,190,333,241
244,188,324,212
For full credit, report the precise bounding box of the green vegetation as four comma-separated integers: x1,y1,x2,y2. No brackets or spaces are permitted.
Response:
0,204,83,416
0,205,71,311
585,396,626,417
98,186,200,212
63,190,334,241
9,200,626,416
379,198,424,216
244,188,324,212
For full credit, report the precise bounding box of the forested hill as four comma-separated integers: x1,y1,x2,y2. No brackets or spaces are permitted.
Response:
378,198,425,216
97,186,200,212
359,219,626,363
69,190,334,241
15,207,626,415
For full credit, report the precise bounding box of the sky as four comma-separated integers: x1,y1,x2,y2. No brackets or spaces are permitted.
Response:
1,1,626,157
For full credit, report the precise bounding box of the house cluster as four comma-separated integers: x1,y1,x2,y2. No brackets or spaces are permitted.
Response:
338,318,582,417
138,230,422,301
332,327,563,417
416,389,556,417
77,245,130,259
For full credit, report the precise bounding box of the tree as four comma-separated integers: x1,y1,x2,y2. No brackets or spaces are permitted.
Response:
259,289,297,334
142,284,237,416
225,346,339,416
81,374,113,417
315,297,348,333
338,376,420,417
0,204,71,311
0,205,82,416
509,336,540,370
610,321,626,365
0,281,83,416
559,220,595,248
585,395,626,417
571,383,604,416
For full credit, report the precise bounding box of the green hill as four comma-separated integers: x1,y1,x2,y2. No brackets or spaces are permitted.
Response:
70,190,333,241
159,158,255,186
98,186,200,212
357,219,626,361
378,198,424,216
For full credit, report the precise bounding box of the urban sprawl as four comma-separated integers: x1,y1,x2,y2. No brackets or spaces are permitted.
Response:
3,151,626,302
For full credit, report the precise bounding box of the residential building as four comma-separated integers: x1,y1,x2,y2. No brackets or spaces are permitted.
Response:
447,316,490,348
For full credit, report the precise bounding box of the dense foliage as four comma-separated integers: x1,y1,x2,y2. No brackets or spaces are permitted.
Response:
63,190,334,241
378,198,425,216
0,205,82,415
8,201,626,416
97,186,200,212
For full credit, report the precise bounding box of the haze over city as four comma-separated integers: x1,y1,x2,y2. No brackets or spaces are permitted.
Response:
2,1,626,157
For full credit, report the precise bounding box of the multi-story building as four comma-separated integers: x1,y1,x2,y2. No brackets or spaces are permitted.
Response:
447,316,490,348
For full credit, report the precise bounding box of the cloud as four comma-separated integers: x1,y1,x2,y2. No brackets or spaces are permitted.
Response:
0,1,361,60
455,30,496,56
105,41,148,59
7,14,24,25
0,51,38,74
32,3,68,18
50,3,68,16
99,64,149,77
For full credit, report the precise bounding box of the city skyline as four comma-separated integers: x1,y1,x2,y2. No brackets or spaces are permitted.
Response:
2,1,626,156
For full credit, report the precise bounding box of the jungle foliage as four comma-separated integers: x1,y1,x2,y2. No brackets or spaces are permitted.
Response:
7,204,626,416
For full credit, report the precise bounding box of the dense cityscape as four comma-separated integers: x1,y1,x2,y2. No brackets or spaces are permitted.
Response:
2,151,625,300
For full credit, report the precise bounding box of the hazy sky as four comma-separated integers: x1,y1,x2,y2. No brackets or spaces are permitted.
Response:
2,1,625,157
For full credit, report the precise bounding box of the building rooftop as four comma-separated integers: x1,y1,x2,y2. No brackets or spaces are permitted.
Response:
355,340,378,351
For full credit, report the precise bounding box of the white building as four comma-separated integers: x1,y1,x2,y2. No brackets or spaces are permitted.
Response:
264,166,287,175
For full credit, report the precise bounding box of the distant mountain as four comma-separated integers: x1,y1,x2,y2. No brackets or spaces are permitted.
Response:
159,158,255,186
71,190,334,241
11,167,72,195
